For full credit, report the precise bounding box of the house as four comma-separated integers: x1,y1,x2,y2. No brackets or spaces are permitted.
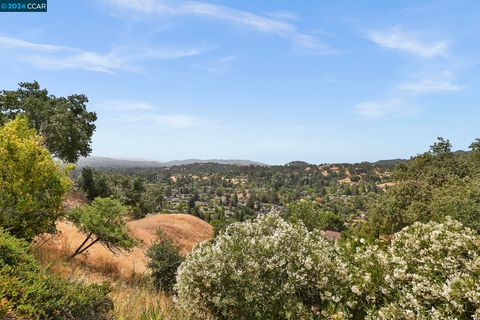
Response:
321,230,341,241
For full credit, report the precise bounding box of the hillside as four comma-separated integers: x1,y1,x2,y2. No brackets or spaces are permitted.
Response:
40,214,213,277
128,214,213,254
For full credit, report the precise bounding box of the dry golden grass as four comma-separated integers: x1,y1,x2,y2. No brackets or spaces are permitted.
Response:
111,282,186,320
34,213,213,279
32,234,118,283
128,214,213,254
27,193,208,319
320,168,330,177
32,243,185,320
376,182,398,190
62,191,89,210
338,177,353,185
31,212,212,319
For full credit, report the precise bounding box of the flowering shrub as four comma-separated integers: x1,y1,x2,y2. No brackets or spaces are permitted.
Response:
176,216,480,319
347,219,480,319
339,239,390,318
175,214,351,319
375,219,480,319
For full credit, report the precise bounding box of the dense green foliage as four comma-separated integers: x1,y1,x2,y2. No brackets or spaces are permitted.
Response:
80,167,97,200
0,81,97,163
74,161,390,231
361,137,480,237
0,117,71,240
68,198,135,258
0,229,113,319
287,199,345,231
79,167,164,219
146,230,184,293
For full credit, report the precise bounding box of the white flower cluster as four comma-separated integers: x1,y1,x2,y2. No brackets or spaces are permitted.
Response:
175,215,480,319
361,219,480,319
175,214,351,319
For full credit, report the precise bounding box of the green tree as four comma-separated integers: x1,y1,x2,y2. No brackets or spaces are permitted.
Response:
0,117,71,240
429,177,480,232
246,193,256,210
126,177,145,207
95,175,112,198
138,184,164,216
81,167,96,200
146,230,184,293
287,200,345,231
0,81,97,163
318,211,345,231
188,192,200,213
231,193,238,207
68,198,135,258
430,136,452,155
361,137,478,237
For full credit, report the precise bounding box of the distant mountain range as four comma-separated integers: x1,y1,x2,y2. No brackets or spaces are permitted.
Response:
73,149,471,169
76,157,267,168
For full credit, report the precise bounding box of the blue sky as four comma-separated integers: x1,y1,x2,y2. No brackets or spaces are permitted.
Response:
1,0,479,164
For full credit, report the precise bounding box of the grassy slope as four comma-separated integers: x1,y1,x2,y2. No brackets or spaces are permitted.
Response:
39,213,213,277
31,193,213,319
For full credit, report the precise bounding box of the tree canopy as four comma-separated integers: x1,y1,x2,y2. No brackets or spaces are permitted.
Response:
68,197,135,258
0,117,71,240
287,199,345,231
0,81,97,163
360,137,480,237
146,230,184,293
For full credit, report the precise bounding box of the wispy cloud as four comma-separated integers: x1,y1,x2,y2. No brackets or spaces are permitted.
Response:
267,11,300,22
357,28,460,118
103,99,205,128
194,54,238,75
23,50,137,73
107,0,335,53
0,35,64,51
118,113,204,128
0,34,209,73
366,27,449,58
355,98,416,118
151,114,201,128
96,100,155,111
398,71,467,94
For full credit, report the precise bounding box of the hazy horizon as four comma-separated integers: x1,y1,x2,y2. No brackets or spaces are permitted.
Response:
82,154,408,166
1,0,479,164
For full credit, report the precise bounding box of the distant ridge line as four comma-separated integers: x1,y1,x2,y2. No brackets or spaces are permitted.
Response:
76,156,267,168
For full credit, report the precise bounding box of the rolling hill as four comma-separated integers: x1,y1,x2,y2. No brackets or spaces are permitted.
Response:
41,214,213,277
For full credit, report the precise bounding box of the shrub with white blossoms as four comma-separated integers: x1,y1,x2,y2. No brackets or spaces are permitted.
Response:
347,219,480,319
339,239,390,318
175,214,352,320
176,215,480,319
